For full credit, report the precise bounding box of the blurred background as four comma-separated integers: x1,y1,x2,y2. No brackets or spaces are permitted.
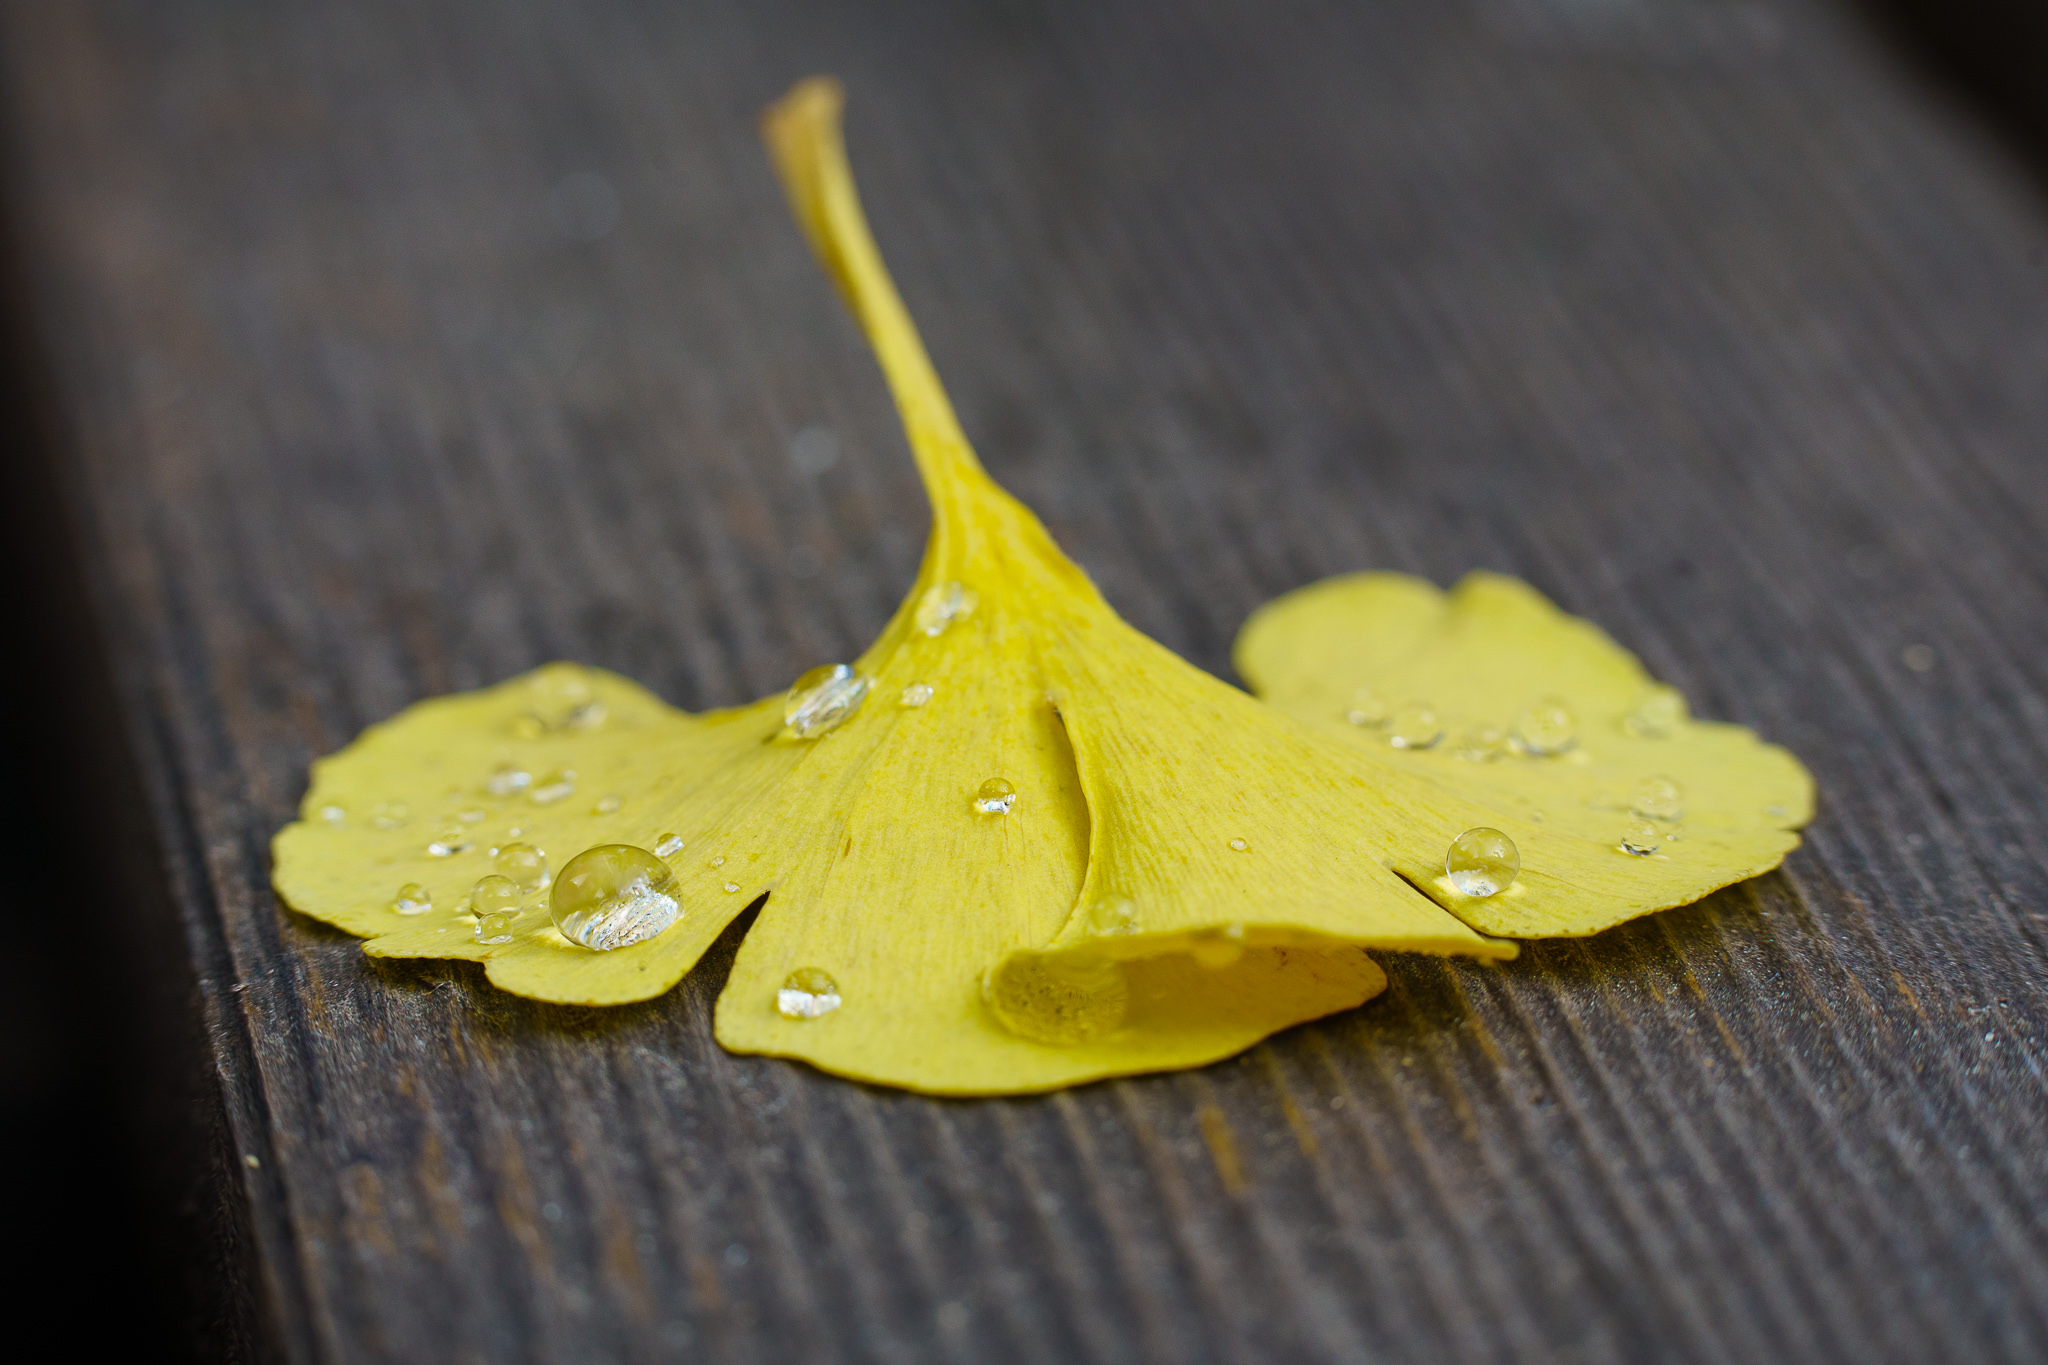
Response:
1,0,2043,1356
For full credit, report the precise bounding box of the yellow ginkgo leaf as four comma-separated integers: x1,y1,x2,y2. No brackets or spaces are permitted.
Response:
273,76,1805,1096
1234,570,1815,937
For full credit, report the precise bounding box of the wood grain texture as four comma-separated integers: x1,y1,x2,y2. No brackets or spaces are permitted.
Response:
3,0,2046,1360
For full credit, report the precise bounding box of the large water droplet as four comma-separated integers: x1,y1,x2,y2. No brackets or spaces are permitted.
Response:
777,967,842,1019
983,953,1128,1044
494,842,550,894
899,682,934,708
974,778,1018,815
784,664,870,738
914,580,979,637
1188,924,1248,969
1515,697,1578,755
390,883,432,915
654,832,684,857
1623,685,1688,740
549,845,681,951
529,769,576,804
1386,702,1443,750
469,874,520,917
1346,687,1390,727
1630,775,1684,822
1445,828,1519,897
1618,819,1660,857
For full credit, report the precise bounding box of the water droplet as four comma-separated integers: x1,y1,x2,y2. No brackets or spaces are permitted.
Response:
370,801,411,830
973,777,1018,815
1345,687,1390,727
1084,898,1140,936
1386,702,1443,750
1630,775,1685,822
510,712,549,740
784,664,870,738
473,911,518,945
1454,723,1507,762
1228,837,1249,852
1188,924,1247,969
530,770,576,804
1618,819,1660,857
318,804,347,825
1622,685,1688,740
914,580,978,637
562,700,607,730
1765,803,1789,821
1515,697,1578,755
427,830,472,857
549,845,681,951
899,682,934,708
777,967,842,1019
390,882,433,915
710,854,725,868
469,874,521,915
723,882,741,894
983,953,1129,1044
486,765,532,797
654,833,684,857
494,842,550,893
594,795,623,814
789,424,840,475
1445,828,1519,897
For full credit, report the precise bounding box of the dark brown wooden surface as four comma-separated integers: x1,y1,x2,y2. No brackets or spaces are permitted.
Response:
4,1,2047,1360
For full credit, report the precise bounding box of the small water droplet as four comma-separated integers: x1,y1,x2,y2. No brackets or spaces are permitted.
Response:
1765,803,1789,821
1188,924,1248,969
723,882,741,894
562,700,607,730
1622,685,1688,739
1386,702,1443,750
784,664,870,738
899,682,934,708
549,845,681,951
654,833,684,857
710,854,725,868
1454,723,1507,762
983,953,1128,1044
1345,687,1390,727
789,424,840,475
494,842,550,893
370,801,411,830
974,777,1018,815
319,804,347,825
511,712,549,739
1618,819,1661,856
777,967,842,1019
469,874,521,916
529,770,576,804
914,580,979,637
486,765,532,797
594,795,622,814
427,829,472,857
1515,697,1578,755
1084,898,1140,936
1445,828,1519,897
473,910,519,945
1630,775,1685,822
390,882,433,915
1228,837,1249,852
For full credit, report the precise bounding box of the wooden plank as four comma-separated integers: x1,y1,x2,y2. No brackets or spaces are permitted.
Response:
3,0,2046,1359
